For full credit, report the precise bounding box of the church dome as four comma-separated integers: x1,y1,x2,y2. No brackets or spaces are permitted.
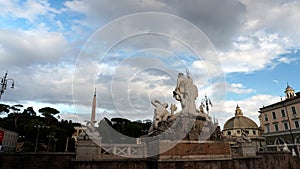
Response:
223,105,258,130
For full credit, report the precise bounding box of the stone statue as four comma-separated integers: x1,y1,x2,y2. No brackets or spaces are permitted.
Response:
77,131,88,141
85,121,102,141
199,104,204,114
237,128,251,143
173,72,198,115
282,143,291,152
149,100,170,133
168,104,180,121
148,71,221,141
170,104,177,116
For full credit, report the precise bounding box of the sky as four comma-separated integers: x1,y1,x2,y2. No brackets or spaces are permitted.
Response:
0,0,300,128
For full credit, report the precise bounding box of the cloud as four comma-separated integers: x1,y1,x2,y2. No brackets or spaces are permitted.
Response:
64,0,246,50
241,0,300,42
0,28,70,67
277,57,298,64
64,0,167,25
1,64,74,105
219,31,292,73
62,0,299,75
227,83,255,94
0,0,299,127
0,0,60,25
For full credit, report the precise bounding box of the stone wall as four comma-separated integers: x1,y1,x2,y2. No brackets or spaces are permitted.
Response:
71,159,152,169
71,153,300,169
257,152,299,169
71,152,300,169
0,151,299,169
0,152,75,169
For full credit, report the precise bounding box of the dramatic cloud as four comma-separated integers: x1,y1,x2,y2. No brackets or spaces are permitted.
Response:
64,0,246,50
0,0,299,127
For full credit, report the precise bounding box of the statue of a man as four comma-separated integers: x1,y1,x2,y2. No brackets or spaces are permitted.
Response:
173,72,198,115
173,73,187,109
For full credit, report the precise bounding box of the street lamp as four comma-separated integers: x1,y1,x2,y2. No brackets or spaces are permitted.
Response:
201,94,213,114
0,71,14,99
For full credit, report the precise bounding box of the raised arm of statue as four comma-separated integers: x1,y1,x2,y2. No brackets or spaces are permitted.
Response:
151,100,161,107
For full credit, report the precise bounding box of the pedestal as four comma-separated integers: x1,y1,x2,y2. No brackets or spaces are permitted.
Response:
147,140,231,160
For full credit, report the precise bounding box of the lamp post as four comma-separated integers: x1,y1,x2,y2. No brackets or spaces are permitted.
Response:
201,94,213,114
0,71,14,99
65,138,69,152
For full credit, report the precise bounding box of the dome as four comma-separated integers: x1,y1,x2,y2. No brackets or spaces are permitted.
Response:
223,105,258,130
223,116,258,130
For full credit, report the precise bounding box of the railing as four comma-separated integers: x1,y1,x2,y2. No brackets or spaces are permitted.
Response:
100,144,145,158
75,141,146,159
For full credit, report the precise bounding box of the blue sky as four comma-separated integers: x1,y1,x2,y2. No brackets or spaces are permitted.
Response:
0,0,300,128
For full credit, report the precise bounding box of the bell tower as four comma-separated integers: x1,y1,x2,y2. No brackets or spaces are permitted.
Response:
285,83,295,99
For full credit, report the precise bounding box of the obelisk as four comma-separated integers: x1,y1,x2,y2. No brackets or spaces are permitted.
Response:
90,88,96,126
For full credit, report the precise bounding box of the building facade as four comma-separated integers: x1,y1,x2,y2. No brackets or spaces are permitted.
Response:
259,84,300,153
0,127,18,152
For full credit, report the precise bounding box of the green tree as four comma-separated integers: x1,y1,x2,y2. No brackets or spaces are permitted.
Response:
39,107,60,126
10,104,23,131
23,107,36,116
0,103,10,114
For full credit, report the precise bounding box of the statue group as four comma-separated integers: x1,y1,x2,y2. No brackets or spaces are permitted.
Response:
149,72,220,141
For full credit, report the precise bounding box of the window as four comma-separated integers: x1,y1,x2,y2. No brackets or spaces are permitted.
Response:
272,112,277,119
275,138,285,145
227,131,231,136
295,120,299,129
274,123,279,131
292,106,297,115
281,109,286,117
253,130,256,135
265,125,270,133
295,137,300,144
264,114,268,121
284,122,289,130
237,130,241,135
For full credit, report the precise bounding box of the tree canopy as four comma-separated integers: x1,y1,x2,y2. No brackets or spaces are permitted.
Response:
0,104,76,152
